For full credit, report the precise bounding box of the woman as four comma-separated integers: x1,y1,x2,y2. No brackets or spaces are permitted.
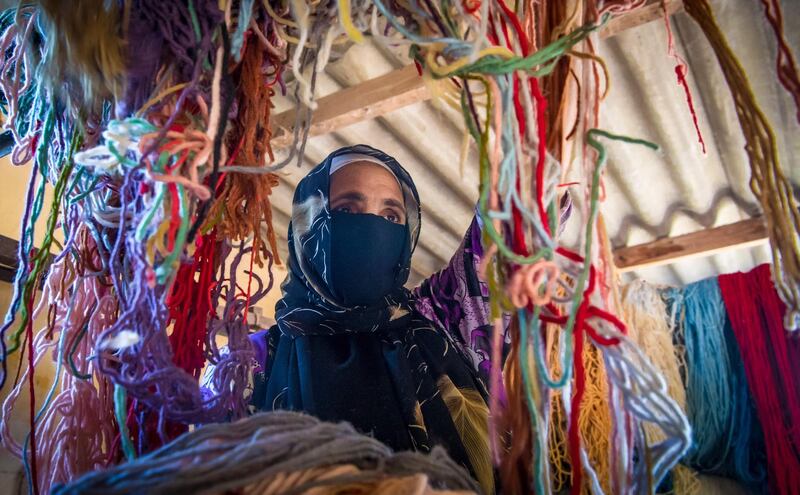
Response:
249,144,500,493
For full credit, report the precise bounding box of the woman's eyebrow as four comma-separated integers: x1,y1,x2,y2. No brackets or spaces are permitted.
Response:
330,191,366,203
383,198,406,211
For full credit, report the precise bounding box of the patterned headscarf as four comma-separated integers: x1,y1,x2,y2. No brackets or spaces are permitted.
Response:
275,144,421,336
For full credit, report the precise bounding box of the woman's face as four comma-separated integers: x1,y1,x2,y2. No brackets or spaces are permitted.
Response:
329,161,407,224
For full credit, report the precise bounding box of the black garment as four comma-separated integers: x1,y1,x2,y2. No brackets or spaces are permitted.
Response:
256,145,495,493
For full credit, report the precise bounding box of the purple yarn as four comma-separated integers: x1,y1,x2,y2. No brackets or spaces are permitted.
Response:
116,0,222,117
0,159,39,389
135,0,221,162
96,166,271,423
141,0,222,82
0,0,281,432
115,1,164,118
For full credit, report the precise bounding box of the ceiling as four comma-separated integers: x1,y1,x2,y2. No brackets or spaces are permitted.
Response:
261,0,798,299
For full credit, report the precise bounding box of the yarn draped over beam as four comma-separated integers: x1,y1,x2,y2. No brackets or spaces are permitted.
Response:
378,0,693,489
684,0,800,331
53,411,481,495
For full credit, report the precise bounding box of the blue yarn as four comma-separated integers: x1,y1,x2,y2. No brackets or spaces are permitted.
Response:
665,279,767,487
230,0,254,61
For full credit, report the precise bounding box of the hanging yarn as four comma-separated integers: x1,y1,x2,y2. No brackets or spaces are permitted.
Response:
663,279,767,487
758,0,800,124
718,264,800,495
0,3,286,491
166,232,219,380
204,35,282,267
365,0,692,491
621,280,697,494
54,411,481,495
499,316,539,495
95,240,271,424
660,1,706,154
544,320,614,495
1,233,119,494
684,0,800,332
36,0,126,108
0,1,758,494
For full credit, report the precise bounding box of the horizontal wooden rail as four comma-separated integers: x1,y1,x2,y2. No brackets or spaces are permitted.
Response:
613,217,768,272
271,64,429,148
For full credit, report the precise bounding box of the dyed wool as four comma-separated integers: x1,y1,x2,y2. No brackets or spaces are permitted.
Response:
718,264,800,495
758,0,800,124
664,279,766,487
546,327,613,495
205,37,281,267
1,234,118,494
621,280,697,494
54,411,481,495
685,0,800,331
0,1,767,494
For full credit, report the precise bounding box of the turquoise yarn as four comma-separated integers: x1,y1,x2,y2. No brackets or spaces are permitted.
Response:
664,279,766,487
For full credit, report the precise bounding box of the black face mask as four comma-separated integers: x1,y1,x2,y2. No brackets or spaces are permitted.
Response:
330,211,408,307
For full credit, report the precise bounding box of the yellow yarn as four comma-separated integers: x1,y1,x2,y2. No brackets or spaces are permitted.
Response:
136,83,190,117
437,376,494,495
543,321,613,494
338,0,364,43
425,46,516,77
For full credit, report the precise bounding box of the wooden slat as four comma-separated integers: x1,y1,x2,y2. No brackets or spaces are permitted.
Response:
270,1,684,146
271,64,429,148
600,0,683,39
613,217,768,272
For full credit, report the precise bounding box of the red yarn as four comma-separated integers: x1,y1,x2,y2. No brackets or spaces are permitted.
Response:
463,0,481,14
662,4,706,154
243,237,257,318
719,264,800,495
531,78,551,235
566,264,623,495
569,302,588,495
760,0,800,124
167,231,218,378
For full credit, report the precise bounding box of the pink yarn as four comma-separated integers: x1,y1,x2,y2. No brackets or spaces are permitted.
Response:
1,235,119,494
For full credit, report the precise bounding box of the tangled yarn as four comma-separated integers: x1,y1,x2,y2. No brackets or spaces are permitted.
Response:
684,0,800,331
53,410,481,495
0,1,791,494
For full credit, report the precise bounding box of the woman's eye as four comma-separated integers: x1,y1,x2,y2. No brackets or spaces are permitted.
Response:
335,206,351,213
385,213,400,223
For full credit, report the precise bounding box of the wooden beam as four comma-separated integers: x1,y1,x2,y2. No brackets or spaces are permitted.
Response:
270,1,684,146
271,64,429,148
613,217,768,272
600,0,683,39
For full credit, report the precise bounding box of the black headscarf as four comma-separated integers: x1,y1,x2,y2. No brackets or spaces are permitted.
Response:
257,144,495,493
274,144,421,333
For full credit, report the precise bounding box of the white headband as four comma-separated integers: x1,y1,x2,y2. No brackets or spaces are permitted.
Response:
329,153,402,189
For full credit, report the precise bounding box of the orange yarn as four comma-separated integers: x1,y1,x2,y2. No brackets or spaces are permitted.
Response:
499,317,534,494
207,38,281,267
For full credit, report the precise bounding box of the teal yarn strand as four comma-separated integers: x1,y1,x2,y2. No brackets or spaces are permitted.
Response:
114,384,136,462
